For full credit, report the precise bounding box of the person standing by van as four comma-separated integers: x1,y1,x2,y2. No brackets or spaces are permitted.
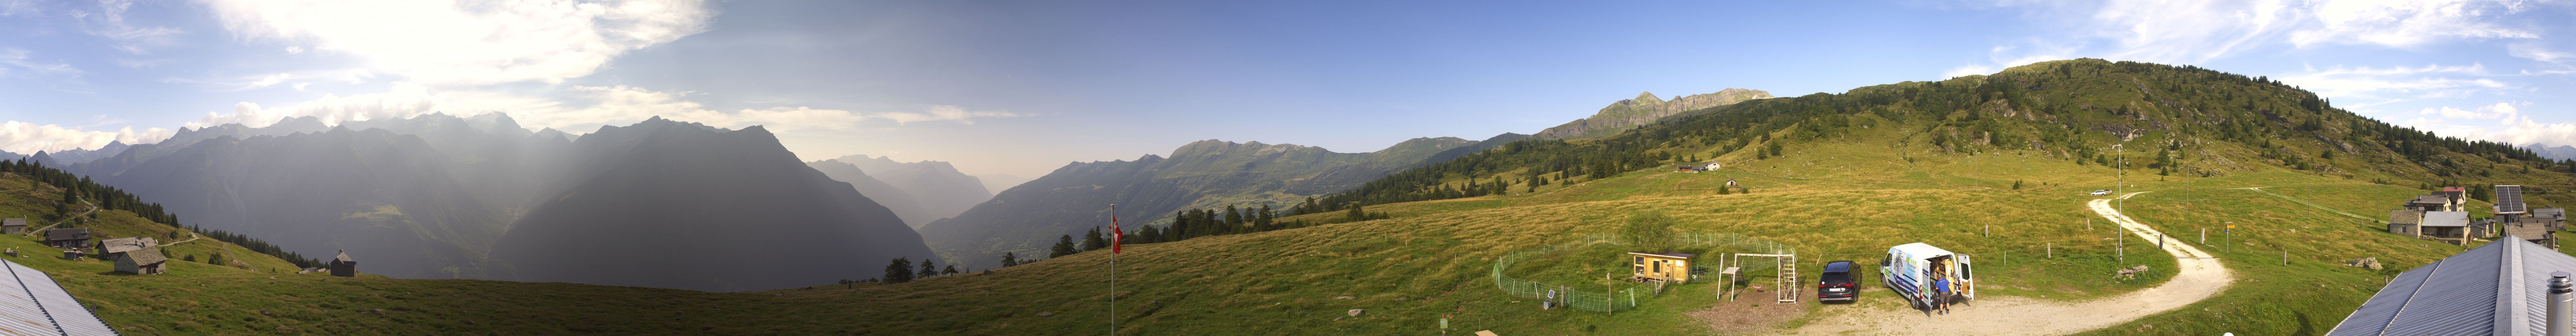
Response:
1932,276,1952,315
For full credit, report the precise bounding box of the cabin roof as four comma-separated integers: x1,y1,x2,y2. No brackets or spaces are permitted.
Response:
2391,210,2425,225
123,247,166,265
1628,251,1695,258
2534,208,2565,220
97,237,153,254
2409,195,2454,205
0,259,117,335
0,219,21,227
2420,211,2471,227
2326,237,2576,335
43,228,86,241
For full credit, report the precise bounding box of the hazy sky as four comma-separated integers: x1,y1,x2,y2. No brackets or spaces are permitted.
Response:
0,0,2571,178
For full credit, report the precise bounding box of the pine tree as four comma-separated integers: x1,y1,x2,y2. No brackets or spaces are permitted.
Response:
1082,227,1107,250
1001,252,1019,267
1050,234,1078,258
918,260,938,279
884,258,913,283
1345,202,1365,221
942,265,959,275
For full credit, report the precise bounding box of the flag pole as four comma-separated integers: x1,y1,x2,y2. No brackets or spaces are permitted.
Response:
1109,203,1119,336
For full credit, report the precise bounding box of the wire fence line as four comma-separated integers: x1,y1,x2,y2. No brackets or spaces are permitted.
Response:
1490,233,1796,312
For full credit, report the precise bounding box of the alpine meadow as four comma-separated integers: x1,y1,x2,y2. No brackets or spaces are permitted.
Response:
1,2,2573,335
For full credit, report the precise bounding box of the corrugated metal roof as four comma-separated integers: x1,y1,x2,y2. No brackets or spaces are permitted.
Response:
2421,211,2471,227
2328,237,2576,336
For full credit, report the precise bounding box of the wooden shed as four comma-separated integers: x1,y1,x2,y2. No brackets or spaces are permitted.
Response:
328,250,356,277
0,219,23,235
1629,251,1696,283
115,248,166,275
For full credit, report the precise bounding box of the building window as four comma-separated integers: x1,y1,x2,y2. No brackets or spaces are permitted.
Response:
1635,256,1643,265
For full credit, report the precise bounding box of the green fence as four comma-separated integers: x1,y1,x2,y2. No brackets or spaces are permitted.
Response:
1490,233,1796,312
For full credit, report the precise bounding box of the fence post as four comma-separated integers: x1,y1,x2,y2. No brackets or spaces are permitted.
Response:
2047,243,2052,259
2200,228,2206,245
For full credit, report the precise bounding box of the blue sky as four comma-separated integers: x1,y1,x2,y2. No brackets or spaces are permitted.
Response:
0,0,2570,178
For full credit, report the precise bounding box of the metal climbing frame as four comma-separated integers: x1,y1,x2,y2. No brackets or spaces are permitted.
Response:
1733,253,1798,303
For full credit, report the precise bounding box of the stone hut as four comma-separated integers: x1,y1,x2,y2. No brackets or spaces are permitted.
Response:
327,250,356,277
115,248,166,275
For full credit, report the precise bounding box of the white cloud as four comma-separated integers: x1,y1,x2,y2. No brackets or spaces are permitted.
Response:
0,121,170,154
181,84,1019,134
79,0,184,54
0,49,81,77
525,85,1024,132
1956,0,2545,75
2416,101,2520,120
198,0,713,86
2291,0,2540,48
1943,65,1996,78
2278,63,2514,104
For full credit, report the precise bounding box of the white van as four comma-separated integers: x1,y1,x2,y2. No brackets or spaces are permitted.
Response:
1878,242,1974,309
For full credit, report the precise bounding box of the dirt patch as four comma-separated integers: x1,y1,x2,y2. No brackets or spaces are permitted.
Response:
1788,192,2236,335
1687,290,1806,335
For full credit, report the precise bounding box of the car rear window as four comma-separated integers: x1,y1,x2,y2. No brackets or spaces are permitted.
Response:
1821,273,1852,284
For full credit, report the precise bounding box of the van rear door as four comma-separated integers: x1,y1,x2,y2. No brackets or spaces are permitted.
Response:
1956,254,1974,299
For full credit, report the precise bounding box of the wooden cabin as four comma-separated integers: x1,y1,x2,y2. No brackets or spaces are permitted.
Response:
42,228,88,249
1629,251,1696,283
0,219,24,235
115,248,165,275
328,250,356,277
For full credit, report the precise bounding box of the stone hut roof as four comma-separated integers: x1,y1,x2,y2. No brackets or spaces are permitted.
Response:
123,248,165,266
2390,210,2425,225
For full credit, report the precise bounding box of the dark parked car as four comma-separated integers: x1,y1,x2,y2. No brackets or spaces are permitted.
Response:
1818,260,1857,302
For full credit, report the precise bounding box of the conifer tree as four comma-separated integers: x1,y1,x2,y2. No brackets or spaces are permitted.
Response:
918,260,938,279
1082,227,1107,250
942,265,959,275
1000,252,1019,267
884,258,913,283
1050,234,1078,258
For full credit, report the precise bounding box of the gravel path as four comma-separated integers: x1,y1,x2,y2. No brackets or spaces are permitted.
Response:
1788,192,2234,335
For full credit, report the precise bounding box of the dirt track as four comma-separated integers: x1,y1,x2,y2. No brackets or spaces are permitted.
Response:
1788,192,2234,335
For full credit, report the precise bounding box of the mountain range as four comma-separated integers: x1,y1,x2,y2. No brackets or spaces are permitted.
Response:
491,117,929,291
2524,143,2576,161
918,136,1492,269
55,113,935,291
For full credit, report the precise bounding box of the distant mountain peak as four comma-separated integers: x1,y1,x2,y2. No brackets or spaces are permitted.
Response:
1536,88,1772,140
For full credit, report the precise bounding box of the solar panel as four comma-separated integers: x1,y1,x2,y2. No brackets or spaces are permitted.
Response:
2495,185,2527,215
